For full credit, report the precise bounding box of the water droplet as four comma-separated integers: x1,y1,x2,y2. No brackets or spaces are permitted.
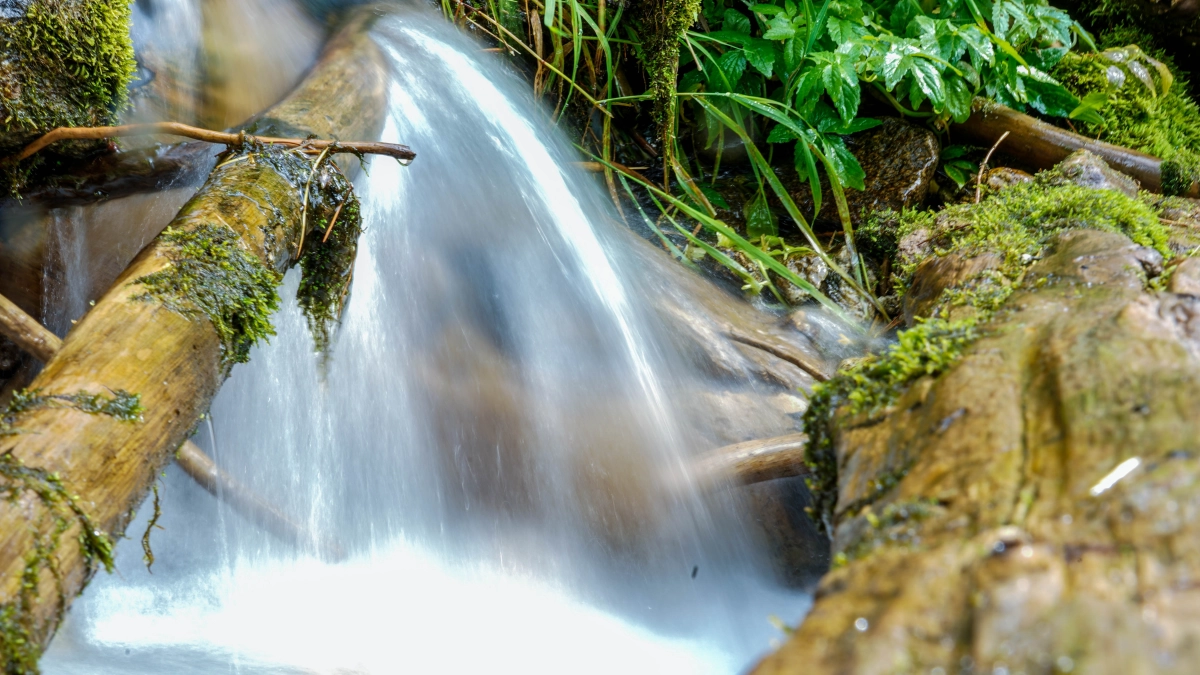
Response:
854,617,868,632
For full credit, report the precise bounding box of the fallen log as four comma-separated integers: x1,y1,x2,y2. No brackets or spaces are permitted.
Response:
0,290,340,560
952,99,1200,196
689,432,809,491
0,6,392,669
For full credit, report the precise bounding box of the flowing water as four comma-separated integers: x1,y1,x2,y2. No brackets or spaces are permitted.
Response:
39,4,814,673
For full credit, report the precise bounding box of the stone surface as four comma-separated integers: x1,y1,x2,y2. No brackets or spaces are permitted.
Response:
754,228,1200,674
786,117,941,227
1049,149,1142,197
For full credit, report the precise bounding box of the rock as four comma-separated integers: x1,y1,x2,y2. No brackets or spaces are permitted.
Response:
785,117,940,228
1049,149,1141,197
902,251,1003,324
1169,257,1200,296
984,166,1033,191
754,229,1200,674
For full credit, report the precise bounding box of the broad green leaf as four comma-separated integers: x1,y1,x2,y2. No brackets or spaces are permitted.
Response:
744,39,778,77
945,76,973,122
763,15,797,40
767,124,798,143
1020,66,1079,117
751,4,784,15
724,9,752,35
745,190,779,238
821,136,866,191
795,138,822,215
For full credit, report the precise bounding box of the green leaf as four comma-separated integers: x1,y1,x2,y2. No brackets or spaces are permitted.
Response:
751,4,784,15
941,144,972,160
744,39,778,77
821,136,866,191
715,50,747,89
1020,67,1079,118
1068,90,1107,125
943,162,969,188
823,61,861,123
724,9,752,35
698,182,731,210
745,190,779,238
795,138,822,215
767,124,798,143
945,76,973,122
763,15,797,40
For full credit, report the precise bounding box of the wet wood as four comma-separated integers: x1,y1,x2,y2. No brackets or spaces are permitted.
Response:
952,100,1200,196
0,290,337,560
691,432,809,490
0,7,391,660
0,293,60,364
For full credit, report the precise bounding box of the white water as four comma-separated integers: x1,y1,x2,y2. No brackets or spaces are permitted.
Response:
41,5,812,673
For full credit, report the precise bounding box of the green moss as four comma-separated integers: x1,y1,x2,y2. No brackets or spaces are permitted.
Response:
834,498,940,566
803,317,977,535
0,0,136,142
296,157,363,354
894,176,1169,317
1161,149,1200,197
636,0,702,143
1,388,144,436
1052,49,1200,180
133,223,281,367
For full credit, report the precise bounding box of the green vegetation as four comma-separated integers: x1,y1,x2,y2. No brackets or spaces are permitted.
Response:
296,155,363,354
133,223,282,367
0,0,136,145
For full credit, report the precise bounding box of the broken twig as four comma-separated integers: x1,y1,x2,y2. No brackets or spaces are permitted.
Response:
10,122,415,164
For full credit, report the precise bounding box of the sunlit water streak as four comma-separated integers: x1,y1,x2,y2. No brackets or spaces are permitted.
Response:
42,6,810,673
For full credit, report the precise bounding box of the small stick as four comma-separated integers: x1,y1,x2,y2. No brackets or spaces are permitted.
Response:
322,201,347,243
10,122,415,163
975,130,1011,204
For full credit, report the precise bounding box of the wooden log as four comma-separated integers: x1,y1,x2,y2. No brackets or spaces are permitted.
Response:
951,99,1200,197
0,289,340,560
689,432,810,491
0,6,392,667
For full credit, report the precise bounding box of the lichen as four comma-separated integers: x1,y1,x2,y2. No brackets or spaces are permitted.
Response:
296,156,363,354
133,223,282,367
0,0,137,146
0,389,126,673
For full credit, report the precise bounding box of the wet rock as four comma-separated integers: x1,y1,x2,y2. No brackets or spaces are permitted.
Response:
984,166,1033,191
1049,149,1141,197
785,117,940,227
902,251,1003,324
744,476,831,587
754,229,1200,675
1169,257,1200,296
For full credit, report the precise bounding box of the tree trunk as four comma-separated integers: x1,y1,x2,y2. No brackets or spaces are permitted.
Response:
0,7,388,669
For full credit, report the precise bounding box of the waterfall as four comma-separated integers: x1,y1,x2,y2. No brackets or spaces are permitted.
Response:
41,5,811,673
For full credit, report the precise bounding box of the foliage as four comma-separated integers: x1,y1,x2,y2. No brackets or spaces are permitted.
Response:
296,157,363,355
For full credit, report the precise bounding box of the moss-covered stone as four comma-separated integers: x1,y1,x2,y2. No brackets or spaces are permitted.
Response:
0,1,136,152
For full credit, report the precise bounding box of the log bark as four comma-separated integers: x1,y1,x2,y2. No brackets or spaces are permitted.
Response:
0,6,390,666
952,100,1200,196
0,289,340,560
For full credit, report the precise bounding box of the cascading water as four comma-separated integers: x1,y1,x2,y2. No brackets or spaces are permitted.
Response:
41,4,814,673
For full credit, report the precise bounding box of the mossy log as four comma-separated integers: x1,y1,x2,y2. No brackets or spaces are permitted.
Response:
0,8,388,668
952,99,1199,197
755,173,1200,673
0,0,136,155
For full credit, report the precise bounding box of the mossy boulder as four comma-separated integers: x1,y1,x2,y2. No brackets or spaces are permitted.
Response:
758,154,1200,673
0,0,136,155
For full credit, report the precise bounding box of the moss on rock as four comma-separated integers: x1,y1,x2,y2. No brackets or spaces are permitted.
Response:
0,0,136,152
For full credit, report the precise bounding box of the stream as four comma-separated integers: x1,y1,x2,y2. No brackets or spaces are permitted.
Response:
38,3,816,672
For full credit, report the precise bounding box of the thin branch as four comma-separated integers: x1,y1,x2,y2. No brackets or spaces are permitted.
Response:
10,122,415,164
975,130,1010,204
